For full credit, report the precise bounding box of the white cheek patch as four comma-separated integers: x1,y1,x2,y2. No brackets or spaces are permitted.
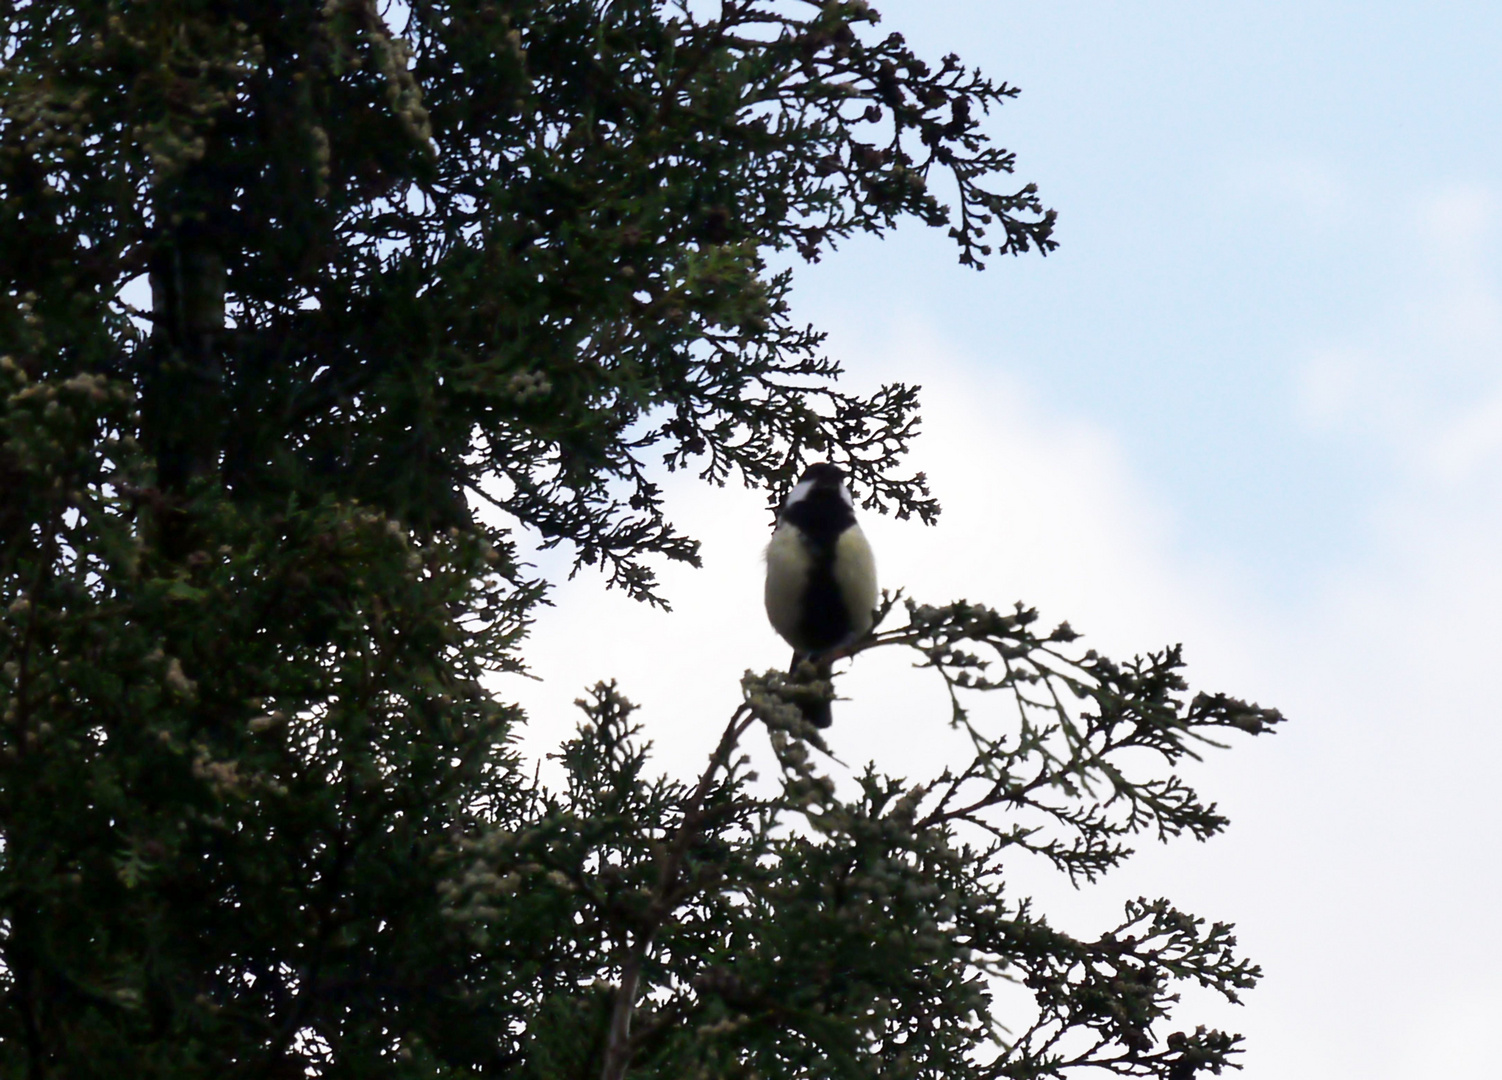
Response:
783,478,816,509
838,483,853,508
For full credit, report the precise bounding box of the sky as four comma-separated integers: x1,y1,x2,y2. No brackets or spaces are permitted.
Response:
502,4,1502,1078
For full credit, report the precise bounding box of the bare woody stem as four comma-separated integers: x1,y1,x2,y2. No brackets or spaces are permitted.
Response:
599,705,757,1080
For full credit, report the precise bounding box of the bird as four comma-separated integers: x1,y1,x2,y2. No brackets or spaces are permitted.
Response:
763,462,877,727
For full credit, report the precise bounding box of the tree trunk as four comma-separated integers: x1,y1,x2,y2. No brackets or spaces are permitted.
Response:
140,234,226,558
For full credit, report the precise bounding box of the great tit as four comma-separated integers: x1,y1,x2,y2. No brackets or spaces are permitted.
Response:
764,462,877,727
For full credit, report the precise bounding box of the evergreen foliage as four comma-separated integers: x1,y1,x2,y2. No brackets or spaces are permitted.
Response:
0,2,1281,1077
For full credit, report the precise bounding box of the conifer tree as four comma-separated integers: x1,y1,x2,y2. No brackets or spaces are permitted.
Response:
0,2,1280,1077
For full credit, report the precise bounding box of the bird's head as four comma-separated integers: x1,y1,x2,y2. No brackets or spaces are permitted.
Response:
784,462,853,511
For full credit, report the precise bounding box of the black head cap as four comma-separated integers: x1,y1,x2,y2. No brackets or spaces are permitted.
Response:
797,462,846,488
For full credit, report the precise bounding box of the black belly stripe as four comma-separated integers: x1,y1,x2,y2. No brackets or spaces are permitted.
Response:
798,557,850,653
782,491,857,654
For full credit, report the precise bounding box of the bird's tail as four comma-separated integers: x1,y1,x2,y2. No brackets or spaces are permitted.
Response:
788,652,834,729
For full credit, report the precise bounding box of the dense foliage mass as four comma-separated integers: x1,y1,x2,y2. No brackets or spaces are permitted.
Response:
0,2,1280,1077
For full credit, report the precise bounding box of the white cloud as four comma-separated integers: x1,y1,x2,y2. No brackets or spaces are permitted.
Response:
1395,993,1502,1079
1251,183,1502,1078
